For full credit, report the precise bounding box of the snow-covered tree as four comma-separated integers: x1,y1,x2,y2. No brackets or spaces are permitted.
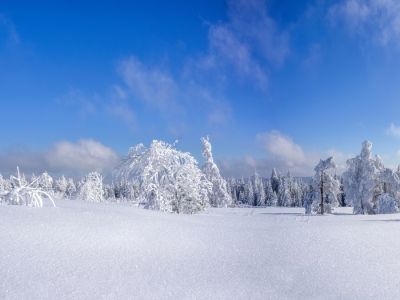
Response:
38,172,53,192
312,157,340,214
265,180,277,206
246,179,255,206
253,172,265,206
343,141,380,214
66,178,76,198
290,179,303,207
78,172,105,203
277,176,291,207
376,193,398,214
0,174,11,192
114,140,212,213
271,168,280,194
55,176,68,197
201,136,232,207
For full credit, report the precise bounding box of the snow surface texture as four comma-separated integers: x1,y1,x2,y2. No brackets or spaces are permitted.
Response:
1,200,400,299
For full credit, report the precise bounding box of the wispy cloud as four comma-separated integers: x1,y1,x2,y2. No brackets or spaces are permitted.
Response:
196,0,289,89
0,13,20,46
329,0,400,46
57,87,137,130
57,88,98,118
58,1,289,133
226,0,290,66
386,122,400,137
117,56,181,115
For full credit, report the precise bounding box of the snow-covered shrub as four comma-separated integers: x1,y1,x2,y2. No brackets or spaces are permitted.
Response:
114,140,212,213
376,193,398,214
201,136,232,207
78,172,105,203
4,167,55,208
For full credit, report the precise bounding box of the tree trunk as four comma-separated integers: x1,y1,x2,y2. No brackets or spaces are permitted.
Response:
320,172,324,215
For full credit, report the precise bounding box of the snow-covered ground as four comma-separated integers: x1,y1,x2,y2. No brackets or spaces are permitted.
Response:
1,201,400,299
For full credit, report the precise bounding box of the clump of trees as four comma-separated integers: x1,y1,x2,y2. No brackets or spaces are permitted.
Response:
2,138,400,215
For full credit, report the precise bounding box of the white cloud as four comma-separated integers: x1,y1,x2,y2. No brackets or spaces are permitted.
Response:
386,123,400,137
219,131,354,178
220,131,315,177
257,131,308,167
46,139,119,173
329,0,400,46
0,139,119,177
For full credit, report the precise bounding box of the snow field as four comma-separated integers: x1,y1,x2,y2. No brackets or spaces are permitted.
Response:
1,201,400,299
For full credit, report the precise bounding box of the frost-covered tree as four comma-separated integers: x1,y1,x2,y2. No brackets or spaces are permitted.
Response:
246,179,255,206
38,172,53,192
271,168,280,194
265,180,277,206
312,157,340,214
252,172,265,206
343,141,380,214
277,176,291,207
290,179,303,207
66,178,76,198
78,172,105,203
376,193,398,214
115,140,212,213
55,176,68,197
201,136,232,207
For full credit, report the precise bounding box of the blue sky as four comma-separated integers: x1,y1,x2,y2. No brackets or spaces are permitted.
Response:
1,0,400,177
